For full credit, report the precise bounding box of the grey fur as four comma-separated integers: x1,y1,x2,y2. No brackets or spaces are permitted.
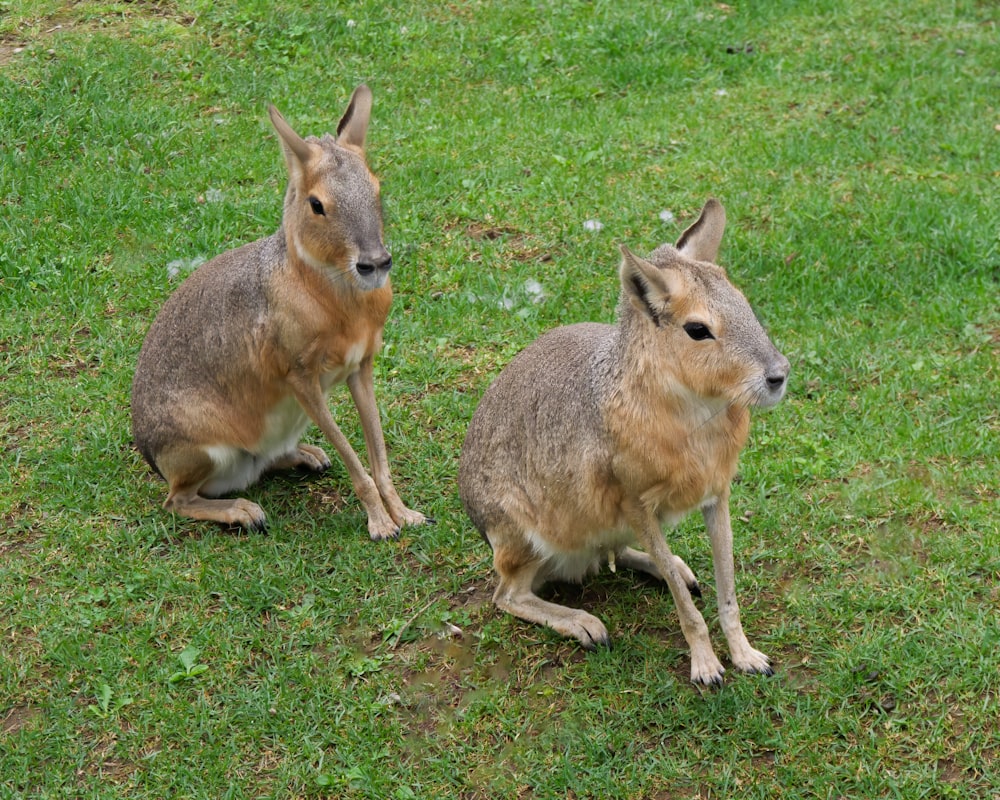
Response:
458,199,789,685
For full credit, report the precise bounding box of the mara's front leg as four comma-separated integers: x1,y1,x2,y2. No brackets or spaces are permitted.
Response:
289,371,399,540
625,500,725,687
347,361,428,528
703,494,773,676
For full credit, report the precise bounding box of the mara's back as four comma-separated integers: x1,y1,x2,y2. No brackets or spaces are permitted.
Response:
458,322,619,540
130,235,281,463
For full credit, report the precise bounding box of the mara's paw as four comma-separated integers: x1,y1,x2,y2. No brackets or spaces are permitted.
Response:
690,649,726,688
394,506,433,528
731,647,774,677
267,444,331,474
228,499,268,532
671,555,701,599
565,612,611,651
367,509,401,541
295,444,332,472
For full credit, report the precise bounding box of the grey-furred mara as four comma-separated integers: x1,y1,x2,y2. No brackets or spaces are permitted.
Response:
458,199,789,686
131,85,427,540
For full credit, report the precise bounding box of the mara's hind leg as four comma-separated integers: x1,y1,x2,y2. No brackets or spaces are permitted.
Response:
157,446,267,531
491,530,610,650
267,443,332,473
616,547,701,598
165,490,268,532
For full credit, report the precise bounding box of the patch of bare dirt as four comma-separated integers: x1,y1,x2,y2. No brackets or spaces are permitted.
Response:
1,704,41,736
1,3,195,67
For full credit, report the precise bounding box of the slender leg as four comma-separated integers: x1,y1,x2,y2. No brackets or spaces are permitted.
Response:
702,493,772,675
165,488,267,531
158,447,268,531
288,371,399,540
347,361,427,528
624,500,725,686
491,532,610,649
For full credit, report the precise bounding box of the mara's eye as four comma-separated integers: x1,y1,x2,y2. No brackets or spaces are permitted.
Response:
308,196,325,216
683,322,715,341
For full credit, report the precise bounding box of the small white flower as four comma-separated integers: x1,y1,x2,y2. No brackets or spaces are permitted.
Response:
583,219,604,232
659,209,675,224
715,88,729,97
204,188,224,203
166,256,206,280
346,19,356,28
523,278,546,303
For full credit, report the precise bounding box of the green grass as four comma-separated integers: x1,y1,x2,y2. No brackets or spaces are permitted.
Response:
1,0,997,797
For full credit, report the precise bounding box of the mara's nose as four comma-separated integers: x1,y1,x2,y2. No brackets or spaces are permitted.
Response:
356,252,392,276
766,354,790,391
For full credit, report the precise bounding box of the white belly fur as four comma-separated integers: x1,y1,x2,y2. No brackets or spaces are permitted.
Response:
528,526,638,583
526,507,695,585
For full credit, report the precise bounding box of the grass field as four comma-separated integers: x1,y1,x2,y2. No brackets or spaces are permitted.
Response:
1,0,997,797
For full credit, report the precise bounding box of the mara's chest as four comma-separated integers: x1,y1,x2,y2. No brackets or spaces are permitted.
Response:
318,337,370,391
251,334,373,457
272,290,388,389
270,261,392,388
609,401,750,513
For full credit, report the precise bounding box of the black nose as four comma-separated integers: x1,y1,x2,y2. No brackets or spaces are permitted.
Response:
357,254,392,275
765,358,789,391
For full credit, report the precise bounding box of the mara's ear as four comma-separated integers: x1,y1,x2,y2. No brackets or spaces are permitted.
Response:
269,105,317,174
336,84,373,150
676,198,726,262
619,245,684,327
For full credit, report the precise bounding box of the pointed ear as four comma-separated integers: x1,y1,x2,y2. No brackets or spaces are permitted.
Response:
619,245,683,327
336,84,373,149
269,105,317,175
676,198,726,262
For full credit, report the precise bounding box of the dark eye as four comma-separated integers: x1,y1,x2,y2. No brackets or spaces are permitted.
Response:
308,196,325,216
683,322,715,341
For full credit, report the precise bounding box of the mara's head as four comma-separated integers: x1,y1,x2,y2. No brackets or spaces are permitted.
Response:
618,199,789,410
270,85,390,292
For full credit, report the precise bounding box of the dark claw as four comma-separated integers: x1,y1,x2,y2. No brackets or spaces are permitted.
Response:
692,670,725,689
688,580,702,599
736,662,774,677
232,518,267,534
582,633,611,651
423,516,437,525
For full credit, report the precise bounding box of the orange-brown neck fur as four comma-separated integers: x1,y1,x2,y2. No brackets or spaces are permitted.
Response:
605,317,750,513
269,247,392,383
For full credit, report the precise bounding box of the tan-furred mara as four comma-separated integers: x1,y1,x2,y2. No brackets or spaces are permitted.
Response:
131,85,427,540
458,199,789,686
